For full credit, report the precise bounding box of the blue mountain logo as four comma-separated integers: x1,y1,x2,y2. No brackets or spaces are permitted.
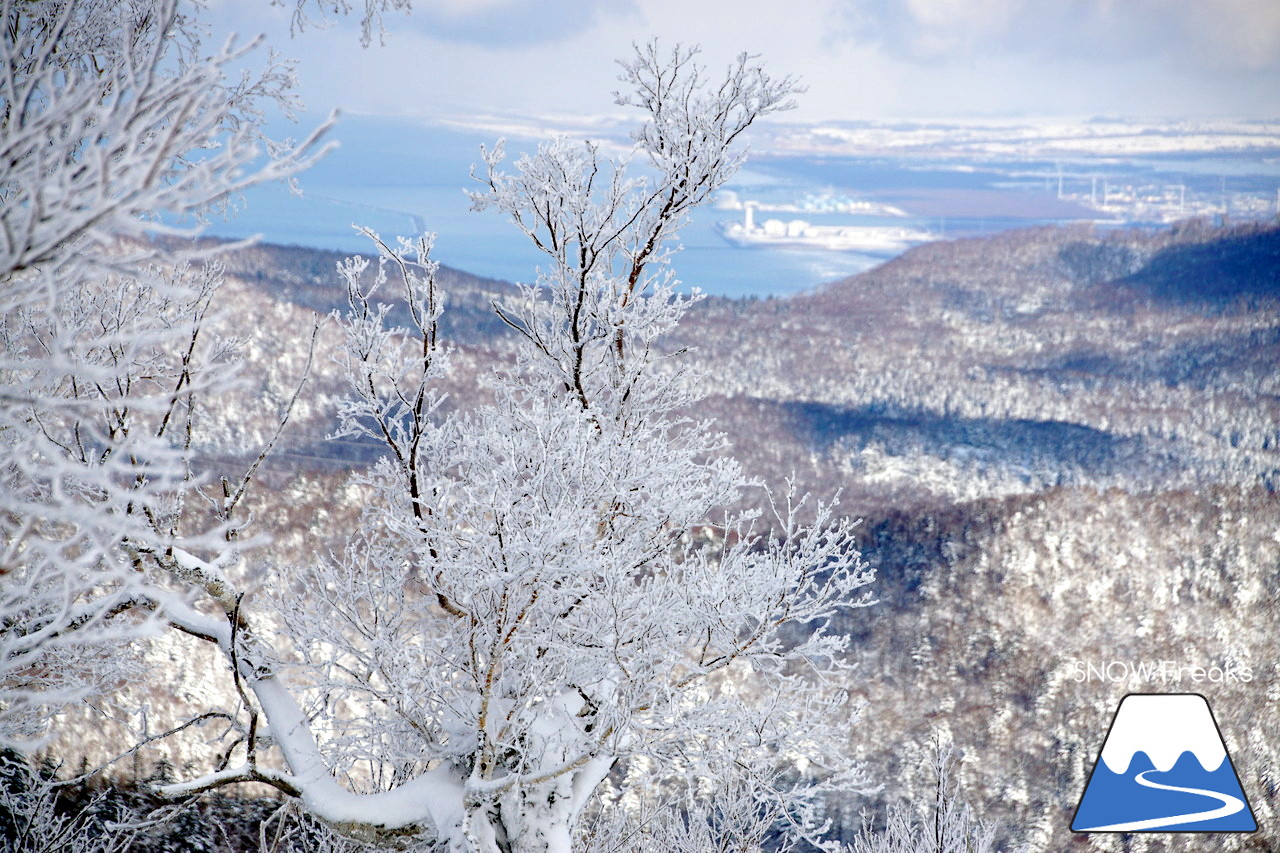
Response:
1072,693,1257,833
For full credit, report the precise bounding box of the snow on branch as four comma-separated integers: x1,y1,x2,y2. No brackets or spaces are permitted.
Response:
0,0,329,743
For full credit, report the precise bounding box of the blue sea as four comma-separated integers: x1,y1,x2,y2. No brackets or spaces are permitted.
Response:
202,114,1280,298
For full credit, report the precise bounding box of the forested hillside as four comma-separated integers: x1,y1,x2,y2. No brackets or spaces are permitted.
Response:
38,220,1279,850
680,219,1279,512
681,220,1280,850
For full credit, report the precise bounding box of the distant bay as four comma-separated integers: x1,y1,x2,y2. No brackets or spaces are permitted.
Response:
202,113,1280,298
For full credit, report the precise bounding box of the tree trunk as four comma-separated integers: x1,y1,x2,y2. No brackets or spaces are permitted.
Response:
502,774,577,853
462,754,614,853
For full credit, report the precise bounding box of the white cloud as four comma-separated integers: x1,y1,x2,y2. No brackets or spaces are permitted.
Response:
901,0,1021,51
421,0,517,17
1185,0,1280,69
203,0,1280,121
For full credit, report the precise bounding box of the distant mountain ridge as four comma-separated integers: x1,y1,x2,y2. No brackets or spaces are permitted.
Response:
677,219,1280,512
207,220,1280,512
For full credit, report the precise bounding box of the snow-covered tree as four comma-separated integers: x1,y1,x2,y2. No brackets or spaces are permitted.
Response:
0,0,327,742
115,43,875,851
849,742,997,853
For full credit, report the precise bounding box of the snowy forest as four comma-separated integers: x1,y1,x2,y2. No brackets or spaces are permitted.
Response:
2,1,1278,852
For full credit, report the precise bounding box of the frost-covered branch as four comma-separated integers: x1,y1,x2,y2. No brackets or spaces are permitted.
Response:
286,0,412,48
0,0,329,742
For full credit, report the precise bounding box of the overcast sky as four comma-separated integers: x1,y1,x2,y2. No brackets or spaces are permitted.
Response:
205,0,1280,123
